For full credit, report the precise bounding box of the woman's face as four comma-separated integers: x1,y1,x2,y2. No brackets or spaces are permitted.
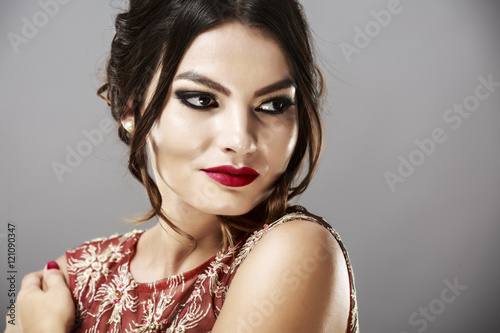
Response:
146,21,298,217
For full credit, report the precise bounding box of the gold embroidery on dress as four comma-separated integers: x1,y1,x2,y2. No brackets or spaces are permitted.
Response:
67,209,358,332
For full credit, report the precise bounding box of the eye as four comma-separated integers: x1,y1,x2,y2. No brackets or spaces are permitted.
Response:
255,98,295,114
186,95,218,108
175,91,219,109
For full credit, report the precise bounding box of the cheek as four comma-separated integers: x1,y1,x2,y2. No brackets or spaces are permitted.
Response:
147,113,197,175
258,115,298,171
151,102,208,157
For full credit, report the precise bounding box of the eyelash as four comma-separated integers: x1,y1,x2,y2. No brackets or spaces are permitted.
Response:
174,91,296,115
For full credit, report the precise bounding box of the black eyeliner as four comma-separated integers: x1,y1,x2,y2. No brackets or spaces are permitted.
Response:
174,90,218,109
256,95,296,114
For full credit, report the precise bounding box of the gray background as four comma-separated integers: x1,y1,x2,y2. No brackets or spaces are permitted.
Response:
1,0,499,332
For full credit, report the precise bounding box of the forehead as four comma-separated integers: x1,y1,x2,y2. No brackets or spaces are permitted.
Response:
174,21,293,91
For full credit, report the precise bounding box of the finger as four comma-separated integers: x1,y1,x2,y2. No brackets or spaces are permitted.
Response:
42,260,59,291
19,270,44,292
42,261,67,291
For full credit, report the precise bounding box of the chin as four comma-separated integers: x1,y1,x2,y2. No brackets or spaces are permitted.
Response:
198,196,265,217
205,203,254,217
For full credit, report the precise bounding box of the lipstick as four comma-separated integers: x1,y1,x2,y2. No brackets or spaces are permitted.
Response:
202,165,259,187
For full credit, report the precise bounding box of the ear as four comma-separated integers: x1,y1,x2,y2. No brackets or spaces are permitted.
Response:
121,113,135,134
120,97,135,134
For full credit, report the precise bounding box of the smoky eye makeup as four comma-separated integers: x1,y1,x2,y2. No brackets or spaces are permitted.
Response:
174,90,219,109
255,95,297,115
173,89,296,115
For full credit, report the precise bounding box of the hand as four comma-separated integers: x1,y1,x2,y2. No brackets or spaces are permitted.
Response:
5,261,75,333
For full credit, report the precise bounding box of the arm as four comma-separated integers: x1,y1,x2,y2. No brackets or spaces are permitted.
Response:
4,255,74,333
212,220,350,333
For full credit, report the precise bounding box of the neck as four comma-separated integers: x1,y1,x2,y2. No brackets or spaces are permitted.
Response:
130,198,224,282
156,204,223,262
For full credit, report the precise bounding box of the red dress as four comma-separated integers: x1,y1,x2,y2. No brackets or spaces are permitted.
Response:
66,205,359,332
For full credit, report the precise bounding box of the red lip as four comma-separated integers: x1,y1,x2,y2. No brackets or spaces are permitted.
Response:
202,165,259,187
203,165,258,175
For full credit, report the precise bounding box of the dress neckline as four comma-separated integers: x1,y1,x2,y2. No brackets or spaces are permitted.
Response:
123,205,304,290
125,230,218,290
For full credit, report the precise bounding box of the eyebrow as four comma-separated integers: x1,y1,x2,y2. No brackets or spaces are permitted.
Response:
174,71,296,98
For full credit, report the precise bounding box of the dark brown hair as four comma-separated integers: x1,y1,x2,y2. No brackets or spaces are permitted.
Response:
98,0,324,249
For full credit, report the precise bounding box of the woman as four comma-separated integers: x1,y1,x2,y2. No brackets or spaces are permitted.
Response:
7,0,358,332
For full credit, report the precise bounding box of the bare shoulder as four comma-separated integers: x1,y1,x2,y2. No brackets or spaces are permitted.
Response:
212,220,350,333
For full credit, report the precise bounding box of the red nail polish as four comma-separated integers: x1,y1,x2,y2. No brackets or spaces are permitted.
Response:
47,261,60,270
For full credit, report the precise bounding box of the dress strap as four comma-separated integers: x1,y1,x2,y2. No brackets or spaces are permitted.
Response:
239,205,360,333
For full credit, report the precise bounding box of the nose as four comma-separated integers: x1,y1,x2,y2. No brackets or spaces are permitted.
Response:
216,106,257,155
